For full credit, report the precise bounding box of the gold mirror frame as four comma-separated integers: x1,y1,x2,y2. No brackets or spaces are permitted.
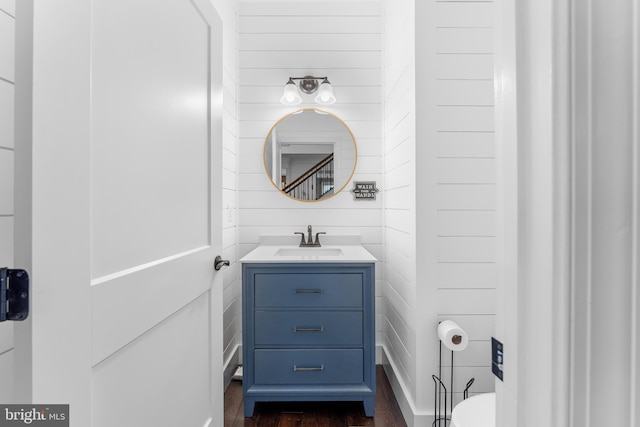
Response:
263,108,358,202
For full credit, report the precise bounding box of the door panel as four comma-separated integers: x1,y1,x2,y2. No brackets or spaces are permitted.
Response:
91,247,214,364
92,294,211,427
90,0,211,278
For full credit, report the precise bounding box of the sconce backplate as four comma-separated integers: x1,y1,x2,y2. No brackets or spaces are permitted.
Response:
299,76,319,94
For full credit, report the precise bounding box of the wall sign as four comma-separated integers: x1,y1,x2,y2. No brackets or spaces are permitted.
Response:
351,181,379,200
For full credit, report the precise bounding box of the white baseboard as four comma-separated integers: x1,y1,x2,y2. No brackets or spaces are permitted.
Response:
223,344,241,389
380,345,433,427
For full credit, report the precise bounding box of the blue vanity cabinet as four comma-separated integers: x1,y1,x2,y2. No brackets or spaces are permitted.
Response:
242,262,376,417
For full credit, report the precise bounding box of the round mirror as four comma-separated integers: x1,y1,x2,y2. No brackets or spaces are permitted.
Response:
264,108,357,201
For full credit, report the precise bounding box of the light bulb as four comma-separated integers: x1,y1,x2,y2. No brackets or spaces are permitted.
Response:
314,78,336,105
280,79,302,105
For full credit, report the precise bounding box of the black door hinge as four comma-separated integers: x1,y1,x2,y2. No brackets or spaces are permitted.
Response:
0,267,29,322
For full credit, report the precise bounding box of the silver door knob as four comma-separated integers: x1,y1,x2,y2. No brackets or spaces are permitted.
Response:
214,255,230,271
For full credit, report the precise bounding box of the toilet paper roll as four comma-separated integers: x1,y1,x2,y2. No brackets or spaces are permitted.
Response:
437,320,469,352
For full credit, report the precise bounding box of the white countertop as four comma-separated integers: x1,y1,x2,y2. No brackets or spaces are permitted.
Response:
239,235,377,263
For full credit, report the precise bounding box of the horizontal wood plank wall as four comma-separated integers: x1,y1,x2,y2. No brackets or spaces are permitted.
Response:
383,0,418,420
433,0,496,404
0,0,15,405
237,1,384,346
383,0,496,422
210,0,241,381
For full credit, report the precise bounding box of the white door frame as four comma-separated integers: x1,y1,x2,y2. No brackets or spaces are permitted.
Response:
495,0,572,425
496,0,640,426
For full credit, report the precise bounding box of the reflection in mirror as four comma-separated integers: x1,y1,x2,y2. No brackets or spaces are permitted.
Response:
264,108,357,201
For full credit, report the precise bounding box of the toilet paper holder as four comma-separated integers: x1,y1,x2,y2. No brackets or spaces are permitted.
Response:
432,327,475,427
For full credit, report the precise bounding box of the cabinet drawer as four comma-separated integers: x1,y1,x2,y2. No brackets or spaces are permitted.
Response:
254,273,363,308
255,311,363,346
254,349,364,385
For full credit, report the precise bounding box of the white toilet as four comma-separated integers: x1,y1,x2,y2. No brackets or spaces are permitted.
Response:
450,392,496,427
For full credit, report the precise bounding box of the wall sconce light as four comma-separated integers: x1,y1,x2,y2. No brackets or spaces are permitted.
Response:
280,76,336,106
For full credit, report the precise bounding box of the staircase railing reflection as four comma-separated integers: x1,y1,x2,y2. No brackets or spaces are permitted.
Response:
283,153,334,200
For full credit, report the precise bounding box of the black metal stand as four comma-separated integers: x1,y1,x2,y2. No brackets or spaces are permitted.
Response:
432,341,475,426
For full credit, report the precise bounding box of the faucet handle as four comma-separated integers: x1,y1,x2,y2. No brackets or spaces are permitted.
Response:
294,232,306,246
314,232,326,246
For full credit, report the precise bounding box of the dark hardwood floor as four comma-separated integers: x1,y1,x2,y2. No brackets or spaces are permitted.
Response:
225,365,408,427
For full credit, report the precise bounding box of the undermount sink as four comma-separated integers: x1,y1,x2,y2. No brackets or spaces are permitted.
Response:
274,247,344,257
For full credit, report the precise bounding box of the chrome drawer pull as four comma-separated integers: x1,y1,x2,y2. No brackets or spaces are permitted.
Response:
293,289,323,294
293,326,324,333
293,365,324,372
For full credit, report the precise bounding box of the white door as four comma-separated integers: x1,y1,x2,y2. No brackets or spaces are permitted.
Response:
0,0,16,406
13,1,225,426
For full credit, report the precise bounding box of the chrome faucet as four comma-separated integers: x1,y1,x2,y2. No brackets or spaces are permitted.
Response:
295,225,325,247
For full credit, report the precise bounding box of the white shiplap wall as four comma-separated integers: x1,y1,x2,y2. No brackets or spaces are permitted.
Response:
0,0,15,404
382,0,419,419
433,0,496,403
207,0,240,384
383,0,496,423
237,0,385,346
